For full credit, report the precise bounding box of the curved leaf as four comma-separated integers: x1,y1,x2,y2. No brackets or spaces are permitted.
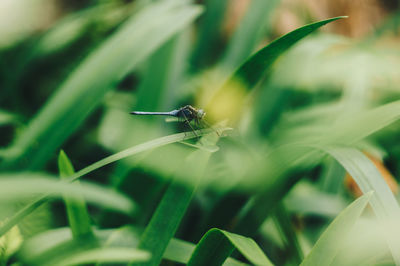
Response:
301,192,372,266
18,226,245,266
205,16,346,123
325,147,400,265
187,228,273,266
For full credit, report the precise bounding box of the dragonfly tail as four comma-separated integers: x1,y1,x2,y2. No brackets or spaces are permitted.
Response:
130,111,175,116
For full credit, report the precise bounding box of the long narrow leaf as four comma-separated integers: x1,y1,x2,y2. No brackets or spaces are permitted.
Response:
54,247,150,266
205,16,346,123
0,174,135,215
19,226,245,266
58,150,94,240
301,192,372,266
190,0,228,69
187,228,273,266
220,0,279,70
325,147,400,265
135,133,220,266
0,128,226,237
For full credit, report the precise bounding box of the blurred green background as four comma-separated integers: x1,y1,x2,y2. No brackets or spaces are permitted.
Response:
1,0,400,265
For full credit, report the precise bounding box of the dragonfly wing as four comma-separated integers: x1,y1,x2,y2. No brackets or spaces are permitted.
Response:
165,117,179,122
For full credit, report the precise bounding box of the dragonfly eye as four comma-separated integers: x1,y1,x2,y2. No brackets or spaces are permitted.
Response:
197,109,206,119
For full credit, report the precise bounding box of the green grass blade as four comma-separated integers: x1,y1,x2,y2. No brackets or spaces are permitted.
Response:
19,226,245,266
187,228,273,266
135,180,197,266
229,99,400,241
164,238,247,265
53,247,150,266
135,134,220,266
21,234,149,266
1,0,203,171
300,192,372,266
324,147,400,265
164,238,196,264
190,0,229,69
68,129,222,183
220,0,279,71
284,181,347,218
0,109,19,126
206,16,346,123
326,100,400,145
58,150,94,240
276,100,400,147
0,174,135,215
0,128,226,237
273,204,303,264
135,31,189,111
0,173,137,237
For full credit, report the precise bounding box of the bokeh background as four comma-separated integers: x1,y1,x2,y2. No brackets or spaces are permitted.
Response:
1,0,400,265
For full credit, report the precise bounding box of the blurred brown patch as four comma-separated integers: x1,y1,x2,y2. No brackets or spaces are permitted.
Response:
274,0,397,38
221,0,251,39
344,152,398,197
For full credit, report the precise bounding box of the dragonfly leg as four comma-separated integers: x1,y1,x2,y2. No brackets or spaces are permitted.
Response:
201,120,220,136
182,113,199,139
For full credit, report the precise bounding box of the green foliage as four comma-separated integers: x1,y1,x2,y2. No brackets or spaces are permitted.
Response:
1,1,400,265
187,228,273,266
136,133,219,266
0,0,203,171
58,150,94,240
301,192,372,266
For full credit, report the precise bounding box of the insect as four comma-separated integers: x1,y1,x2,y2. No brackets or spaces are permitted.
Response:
130,105,207,138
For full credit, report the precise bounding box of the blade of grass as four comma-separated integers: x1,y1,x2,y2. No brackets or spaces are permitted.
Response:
284,181,347,218
164,238,247,265
205,16,346,123
187,228,273,266
0,128,227,237
318,158,346,193
0,109,19,126
273,203,303,265
274,100,400,147
135,134,220,266
0,174,135,215
324,146,400,265
54,247,150,266
232,99,400,236
133,23,192,124
21,235,149,266
1,0,203,171
19,226,245,266
300,192,372,266
190,0,228,70
58,150,94,240
135,34,186,112
326,100,400,145
253,83,293,135
220,0,279,71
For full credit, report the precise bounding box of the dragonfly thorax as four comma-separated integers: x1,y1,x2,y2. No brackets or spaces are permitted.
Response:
178,105,205,122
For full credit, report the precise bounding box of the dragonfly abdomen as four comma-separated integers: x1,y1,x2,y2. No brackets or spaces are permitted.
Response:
130,111,176,116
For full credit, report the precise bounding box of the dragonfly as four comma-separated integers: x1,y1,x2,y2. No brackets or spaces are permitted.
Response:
130,105,209,138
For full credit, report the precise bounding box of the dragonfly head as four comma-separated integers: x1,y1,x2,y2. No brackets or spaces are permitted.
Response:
197,109,206,119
